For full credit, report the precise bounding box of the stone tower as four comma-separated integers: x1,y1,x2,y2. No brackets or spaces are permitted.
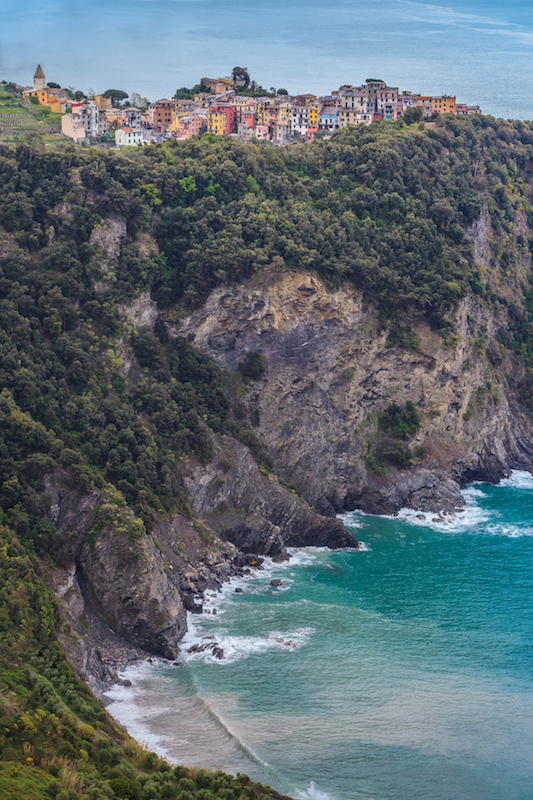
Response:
33,65,46,91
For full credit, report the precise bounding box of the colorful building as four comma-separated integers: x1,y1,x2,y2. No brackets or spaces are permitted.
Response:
308,102,320,127
430,95,456,115
149,99,175,130
171,108,207,139
318,106,340,132
207,104,236,135
115,126,143,146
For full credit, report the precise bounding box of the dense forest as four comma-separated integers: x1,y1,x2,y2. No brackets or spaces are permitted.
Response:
2,114,533,797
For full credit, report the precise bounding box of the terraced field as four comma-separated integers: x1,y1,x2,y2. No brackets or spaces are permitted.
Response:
0,100,61,140
0,110,40,128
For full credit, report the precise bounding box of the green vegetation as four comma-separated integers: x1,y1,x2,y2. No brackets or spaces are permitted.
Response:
0,92,61,142
2,112,533,791
238,352,266,381
0,519,290,797
367,401,422,474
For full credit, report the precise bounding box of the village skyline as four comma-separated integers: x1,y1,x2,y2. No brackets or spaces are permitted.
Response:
9,64,482,148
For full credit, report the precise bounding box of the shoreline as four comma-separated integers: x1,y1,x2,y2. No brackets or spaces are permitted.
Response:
100,548,322,766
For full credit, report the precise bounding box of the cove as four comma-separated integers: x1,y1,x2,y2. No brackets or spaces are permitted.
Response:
107,472,533,800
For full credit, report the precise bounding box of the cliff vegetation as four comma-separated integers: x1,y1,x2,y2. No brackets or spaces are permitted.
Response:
2,114,533,794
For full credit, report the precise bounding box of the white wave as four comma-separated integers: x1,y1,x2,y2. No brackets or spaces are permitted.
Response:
499,469,533,490
355,540,371,551
338,511,367,529
296,781,340,800
396,500,489,532
462,486,487,499
181,624,315,665
485,522,533,538
193,556,300,618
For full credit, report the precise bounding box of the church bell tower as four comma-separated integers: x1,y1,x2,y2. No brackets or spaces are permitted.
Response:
33,65,46,91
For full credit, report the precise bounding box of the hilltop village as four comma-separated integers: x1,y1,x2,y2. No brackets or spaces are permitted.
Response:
13,65,482,146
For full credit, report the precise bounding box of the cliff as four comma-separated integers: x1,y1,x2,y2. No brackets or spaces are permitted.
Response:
176,271,533,516
43,436,355,686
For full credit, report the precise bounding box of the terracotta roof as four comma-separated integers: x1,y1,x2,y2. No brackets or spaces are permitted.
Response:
34,64,45,79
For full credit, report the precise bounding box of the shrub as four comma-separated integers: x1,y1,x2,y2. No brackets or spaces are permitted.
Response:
238,352,266,381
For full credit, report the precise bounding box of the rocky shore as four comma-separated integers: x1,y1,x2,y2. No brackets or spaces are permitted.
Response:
46,455,358,696
45,269,533,699
52,545,271,700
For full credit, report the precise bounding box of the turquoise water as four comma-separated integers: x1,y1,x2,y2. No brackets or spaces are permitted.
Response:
2,1,533,118
108,471,533,800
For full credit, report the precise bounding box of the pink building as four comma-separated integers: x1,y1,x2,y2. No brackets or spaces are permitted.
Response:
173,110,207,139
254,124,270,140
242,109,256,128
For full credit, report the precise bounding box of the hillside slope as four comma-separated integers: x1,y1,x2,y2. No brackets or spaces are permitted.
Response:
2,114,533,795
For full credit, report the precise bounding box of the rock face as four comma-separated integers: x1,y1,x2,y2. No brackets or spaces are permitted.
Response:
183,432,356,557
77,525,186,659
176,271,533,515
43,473,186,660
43,450,356,680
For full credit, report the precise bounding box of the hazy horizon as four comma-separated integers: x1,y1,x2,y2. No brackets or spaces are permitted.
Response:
2,0,533,118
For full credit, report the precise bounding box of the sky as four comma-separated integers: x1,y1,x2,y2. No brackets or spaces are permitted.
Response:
1,0,533,118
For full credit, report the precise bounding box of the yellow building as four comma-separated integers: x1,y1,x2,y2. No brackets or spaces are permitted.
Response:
278,102,292,126
431,95,456,115
87,94,112,112
233,95,255,123
207,109,226,135
308,102,320,126
23,88,55,104
105,109,127,125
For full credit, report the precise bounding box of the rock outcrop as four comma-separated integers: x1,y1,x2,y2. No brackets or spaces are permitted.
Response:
43,443,357,686
183,432,356,556
176,271,533,515
43,472,187,660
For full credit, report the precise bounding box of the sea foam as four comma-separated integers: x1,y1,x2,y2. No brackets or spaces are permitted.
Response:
301,782,340,800
499,469,533,490
344,489,490,534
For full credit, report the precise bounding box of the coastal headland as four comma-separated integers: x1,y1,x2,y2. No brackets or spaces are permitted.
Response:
1,110,533,798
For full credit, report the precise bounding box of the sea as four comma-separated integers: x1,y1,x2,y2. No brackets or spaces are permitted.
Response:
2,0,533,120
106,470,533,800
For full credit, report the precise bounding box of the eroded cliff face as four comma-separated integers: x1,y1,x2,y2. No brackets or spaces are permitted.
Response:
183,431,355,555
44,445,356,685
176,271,533,515
44,472,186,661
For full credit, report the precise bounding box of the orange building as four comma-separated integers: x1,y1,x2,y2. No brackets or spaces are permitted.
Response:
430,95,456,115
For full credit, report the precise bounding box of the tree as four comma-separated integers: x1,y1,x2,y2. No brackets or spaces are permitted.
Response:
47,81,61,89
277,88,288,95
232,66,250,87
403,106,423,124
130,92,149,110
103,89,129,107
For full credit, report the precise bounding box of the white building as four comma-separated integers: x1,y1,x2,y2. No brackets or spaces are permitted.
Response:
68,102,100,136
115,126,143,146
